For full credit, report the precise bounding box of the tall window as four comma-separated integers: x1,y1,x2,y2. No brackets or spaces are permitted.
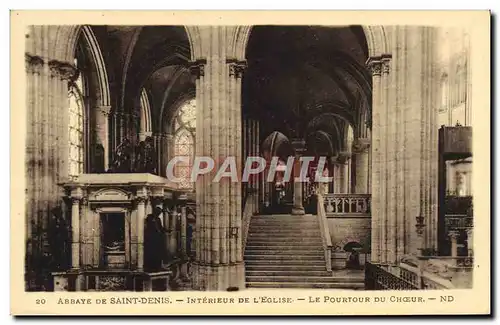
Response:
173,99,196,189
455,64,466,105
68,58,85,180
440,74,449,112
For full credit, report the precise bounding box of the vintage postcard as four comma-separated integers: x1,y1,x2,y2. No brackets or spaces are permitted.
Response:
10,10,491,316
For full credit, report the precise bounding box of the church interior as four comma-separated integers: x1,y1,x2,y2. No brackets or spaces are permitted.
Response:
24,25,473,291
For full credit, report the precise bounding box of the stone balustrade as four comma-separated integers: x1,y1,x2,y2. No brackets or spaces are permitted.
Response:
323,194,371,215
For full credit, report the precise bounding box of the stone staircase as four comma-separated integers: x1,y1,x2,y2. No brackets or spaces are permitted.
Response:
244,214,364,289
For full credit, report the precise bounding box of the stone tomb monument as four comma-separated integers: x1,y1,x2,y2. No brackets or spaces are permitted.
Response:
53,173,179,291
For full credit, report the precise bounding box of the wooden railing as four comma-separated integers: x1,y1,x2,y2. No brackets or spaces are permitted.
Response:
323,194,371,215
317,193,332,272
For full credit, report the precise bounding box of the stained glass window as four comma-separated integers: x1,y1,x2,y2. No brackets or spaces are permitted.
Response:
68,58,85,180
174,99,196,189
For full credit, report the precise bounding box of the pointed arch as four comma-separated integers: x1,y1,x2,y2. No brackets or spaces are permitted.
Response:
140,88,152,134
79,26,111,107
231,25,390,61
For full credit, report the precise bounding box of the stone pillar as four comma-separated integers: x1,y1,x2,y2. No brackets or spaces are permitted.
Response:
180,205,187,256
25,52,76,281
291,138,306,215
167,207,178,257
136,189,147,271
369,27,439,265
95,105,112,170
164,133,174,177
190,27,246,290
162,200,170,256
466,228,473,256
448,230,459,259
70,189,82,269
337,152,351,193
352,138,371,194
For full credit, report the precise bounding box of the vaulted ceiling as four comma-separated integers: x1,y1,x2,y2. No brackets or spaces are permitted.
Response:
92,25,372,155
95,25,193,133
243,25,372,156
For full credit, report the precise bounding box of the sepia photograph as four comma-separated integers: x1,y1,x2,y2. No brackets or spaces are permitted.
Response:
10,10,490,316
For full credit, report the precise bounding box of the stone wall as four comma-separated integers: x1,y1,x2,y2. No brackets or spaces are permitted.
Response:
327,216,371,250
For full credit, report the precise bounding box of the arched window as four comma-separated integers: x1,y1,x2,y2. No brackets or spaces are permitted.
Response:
68,57,85,180
440,73,449,112
456,64,466,105
173,99,196,189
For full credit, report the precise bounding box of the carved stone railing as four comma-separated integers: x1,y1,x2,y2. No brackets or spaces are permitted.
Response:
317,193,333,272
323,194,371,215
365,262,419,290
242,192,257,253
445,214,473,231
366,255,474,290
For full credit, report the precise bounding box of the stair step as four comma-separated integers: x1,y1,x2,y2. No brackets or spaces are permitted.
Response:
248,224,319,232
246,275,362,283
250,220,319,224
245,264,327,270
246,270,331,276
245,244,323,249
244,255,325,261
249,232,321,237
245,260,326,266
246,282,365,289
245,250,324,256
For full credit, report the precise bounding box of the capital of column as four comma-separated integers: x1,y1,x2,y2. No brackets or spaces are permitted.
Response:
448,230,460,240
25,53,44,74
188,59,207,79
48,60,78,81
336,151,351,165
290,138,306,156
70,187,83,201
366,58,382,76
138,131,153,141
135,187,148,203
352,138,371,154
227,59,247,79
366,54,391,76
99,105,112,116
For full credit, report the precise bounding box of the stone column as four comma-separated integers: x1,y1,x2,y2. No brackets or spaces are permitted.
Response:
448,230,459,259
190,27,246,290
95,105,112,170
167,207,178,257
25,53,77,280
291,138,306,215
162,199,170,256
164,133,174,177
70,189,82,269
368,55,385,264
337,152,351,193
352,138,371,194
369,27,439,265
135,189,147,271
254,120,261,210
180,205,187,256
466,228,473,256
